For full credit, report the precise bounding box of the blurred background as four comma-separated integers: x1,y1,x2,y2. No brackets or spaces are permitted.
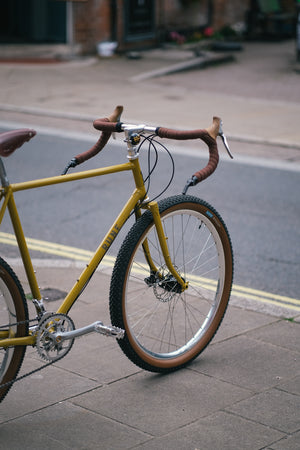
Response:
0,0,298,58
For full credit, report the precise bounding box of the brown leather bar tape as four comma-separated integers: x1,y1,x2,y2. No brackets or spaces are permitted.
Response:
74,132,111,164
192,131,219,183
156,127,207,140
74,106,124,164
75,118,116,164
93,119,119,133
156,127,219,184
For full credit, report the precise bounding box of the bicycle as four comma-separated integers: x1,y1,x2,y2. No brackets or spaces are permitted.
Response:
0,105,233,402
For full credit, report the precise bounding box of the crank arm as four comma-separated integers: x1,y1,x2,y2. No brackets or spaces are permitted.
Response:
53,321,125,342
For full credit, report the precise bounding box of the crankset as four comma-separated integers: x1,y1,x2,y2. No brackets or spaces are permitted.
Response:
36,313,125,363
36,313,75,362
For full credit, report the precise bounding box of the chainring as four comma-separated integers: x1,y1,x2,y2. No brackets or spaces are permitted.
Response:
36,313,75,362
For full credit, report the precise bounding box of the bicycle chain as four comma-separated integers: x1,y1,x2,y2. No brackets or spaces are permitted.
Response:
0,359,56,390
0,317,37,330
0,315,67,391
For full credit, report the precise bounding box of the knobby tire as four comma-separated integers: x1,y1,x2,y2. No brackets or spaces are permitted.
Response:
109,195,233,373
0,257,28,402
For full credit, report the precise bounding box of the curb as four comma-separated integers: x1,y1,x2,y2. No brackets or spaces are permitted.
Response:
1,103,300,151
130,52,235,82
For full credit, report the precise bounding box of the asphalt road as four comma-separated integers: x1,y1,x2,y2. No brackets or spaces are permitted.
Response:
0,129,299,302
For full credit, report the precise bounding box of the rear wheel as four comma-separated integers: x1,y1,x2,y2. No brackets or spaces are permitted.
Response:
110,195,233,373
0,257,28,402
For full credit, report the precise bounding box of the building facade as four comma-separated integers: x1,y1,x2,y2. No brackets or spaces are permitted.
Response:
69,0,251,53
0,1,295,55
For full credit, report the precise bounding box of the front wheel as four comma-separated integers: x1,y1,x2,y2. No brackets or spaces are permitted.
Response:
0,257,28,402
109,195,233,373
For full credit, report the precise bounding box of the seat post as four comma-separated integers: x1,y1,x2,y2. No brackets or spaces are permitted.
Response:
0,158,9,187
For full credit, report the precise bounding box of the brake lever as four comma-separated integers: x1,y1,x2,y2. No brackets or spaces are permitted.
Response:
112,110,123,140
219,121,233,159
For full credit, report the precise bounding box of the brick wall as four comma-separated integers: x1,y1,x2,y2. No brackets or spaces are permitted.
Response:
74,0,160,54
74,0,112,54
74,0,285,55
212,0,249,30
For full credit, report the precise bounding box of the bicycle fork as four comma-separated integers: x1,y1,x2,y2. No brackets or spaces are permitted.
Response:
143,201,188,292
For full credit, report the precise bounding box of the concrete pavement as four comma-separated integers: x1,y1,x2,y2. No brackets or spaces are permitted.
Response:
0,262,299,449
0,39,300,156
0,39,299,449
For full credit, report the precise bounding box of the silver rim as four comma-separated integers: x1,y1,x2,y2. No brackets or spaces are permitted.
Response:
124,208,226,360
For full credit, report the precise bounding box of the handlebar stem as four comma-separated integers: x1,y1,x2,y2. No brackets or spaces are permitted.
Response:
123,125,144,160
123,124,157,160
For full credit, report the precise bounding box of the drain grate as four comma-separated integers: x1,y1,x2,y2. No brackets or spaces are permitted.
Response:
40,288,68,302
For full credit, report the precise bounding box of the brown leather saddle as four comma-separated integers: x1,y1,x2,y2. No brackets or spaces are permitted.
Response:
0,129,36,157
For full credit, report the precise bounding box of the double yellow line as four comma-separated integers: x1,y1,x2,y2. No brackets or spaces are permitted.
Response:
1,231,299,313
0,231,115,267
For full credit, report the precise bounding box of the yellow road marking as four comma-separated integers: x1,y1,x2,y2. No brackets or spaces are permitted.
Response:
0,231,114,266
1,231,299,312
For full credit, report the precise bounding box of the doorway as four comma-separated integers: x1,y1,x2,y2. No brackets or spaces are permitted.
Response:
0,0,66,43
124,0,155,42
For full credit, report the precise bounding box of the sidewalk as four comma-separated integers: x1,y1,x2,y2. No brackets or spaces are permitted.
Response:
0,262,299,449
0,40,300,160
0,40,300,449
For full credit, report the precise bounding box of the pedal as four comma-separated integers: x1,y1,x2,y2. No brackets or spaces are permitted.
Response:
94,322,125,339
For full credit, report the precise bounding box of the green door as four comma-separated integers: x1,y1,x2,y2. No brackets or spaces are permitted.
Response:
0,0,66,43
124,0,155,41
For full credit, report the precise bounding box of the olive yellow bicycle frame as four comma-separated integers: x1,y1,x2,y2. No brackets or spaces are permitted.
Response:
0,156,186,348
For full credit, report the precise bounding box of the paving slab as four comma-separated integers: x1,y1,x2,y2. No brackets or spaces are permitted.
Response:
244,319,300,353
0,401,150,450
54,334,141,384
0,354,100,423
71,369,250,436
276,375,300,396
135,411,285,450
269,430,300,450
226,388,300,433
209,303,278,343
190,335,300,392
